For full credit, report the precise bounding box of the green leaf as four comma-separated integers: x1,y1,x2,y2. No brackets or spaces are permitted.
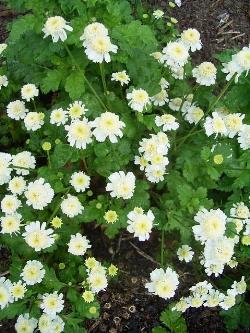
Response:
51,144,74,168
43,267,65,291
41,69,64,93
152,327,168,333
160,308,187,333
8,14,36,42
65,71,85,99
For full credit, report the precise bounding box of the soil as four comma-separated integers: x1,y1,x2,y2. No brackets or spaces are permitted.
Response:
0,1,250,333
147,0,250,62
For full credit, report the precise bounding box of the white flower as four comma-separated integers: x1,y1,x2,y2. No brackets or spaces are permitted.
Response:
68,233,91,256
0,75,8,90
222,46,250,82
159,78,169,89
205,263,224,277
127,88,150,112
61,194,84,218
168,97,182,111
204,290,224,307
106,171,135,200
12,151,36,176
38,314,53,333
181,28,202,52
23,221,55,251
192,62,217,86
145,164,166,183
230,276,247,296
134,155,149,171
174,0,182,6
193,208,227,243
238,124,250,150
25,178,54,210
70,171,90,192
204,237,235,268
189,281,213,296
0,43,7,55
224,113,244,138
162,41,189,68
172,297,190,312
188,295,204,308
24,112,44,131
40,292,64,318
67,101,88,119
0,152,12,185
15,313,38,333
10,281,27,301
204,112,227,137
8,176,26,195
111,70,130,86
91,111,125,143
21,260,45,285
219,290,236,310
183,105,204,124
51,316,65,333
65,118,92,149
150,51,165,64
50,108,68,126
230,202,250,220
145,268,179,300
1,194,21,214
151,89,169,106
0,277,13,309
177,245,194,262
7,100,28,120
87,265,108,293
153,9,164,19
38,314,64,333
127,208,154,241
83,35,118,63
171,65,184,80
1,213,22,235
155,114,179,131
222,60,241,82
80,22,108,43
21,84,39,101
42,16,73,42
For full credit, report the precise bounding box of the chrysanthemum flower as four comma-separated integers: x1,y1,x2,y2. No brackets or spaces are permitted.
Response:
145,268,179,300
127,208,154,241
40,292,64,318
50,108,68,126
0,213,22,235
91,111,125,143
25,178,54,210
106,171,136,200
21,84,39,101
181,28,202,52
127,88,150,112
155,114,179,131
8,176,26,195
111,70,130,86
24,112,44,131
21,260,45,285
65,118,92,149
83,35,118,63
12,151,36,176
23,221,55,251
15,313,38,333
7,100,28,120
68,233,91,256
192,62,217,86
67,101,88,119
42,16,73,42
61,194,84,217
238,124,250,150
0,75,8,90
70,171,90,192
1,195,21,214
162,41,189,67
177,245,194,262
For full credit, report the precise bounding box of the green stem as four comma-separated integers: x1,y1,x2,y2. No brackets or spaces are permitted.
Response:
99,63,111,109
47,151,51,169
160,229,165,268
176,77,235,151
64,44,108,111
32,100,37,112
48,187,70,222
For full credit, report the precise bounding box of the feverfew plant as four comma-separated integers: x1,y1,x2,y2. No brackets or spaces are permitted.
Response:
0,1,250,332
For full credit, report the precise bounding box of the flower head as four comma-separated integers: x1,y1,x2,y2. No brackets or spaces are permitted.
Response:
42,16,73,42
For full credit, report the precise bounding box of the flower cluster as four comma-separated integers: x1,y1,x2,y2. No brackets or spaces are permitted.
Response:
222,45,250,82
80,22,118,63
173,277,246,312
135,132,170,183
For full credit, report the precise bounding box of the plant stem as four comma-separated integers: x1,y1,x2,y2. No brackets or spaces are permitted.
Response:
32,99,37,112
48,187,70,222
99,62,111,109
64,44,108,111
160,229,165,268
47,151,51,169
175,77,235,150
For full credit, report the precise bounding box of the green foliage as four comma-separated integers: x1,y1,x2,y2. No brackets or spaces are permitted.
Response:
153,307,187,333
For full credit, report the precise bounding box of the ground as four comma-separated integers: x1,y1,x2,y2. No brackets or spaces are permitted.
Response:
0,0,250,332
